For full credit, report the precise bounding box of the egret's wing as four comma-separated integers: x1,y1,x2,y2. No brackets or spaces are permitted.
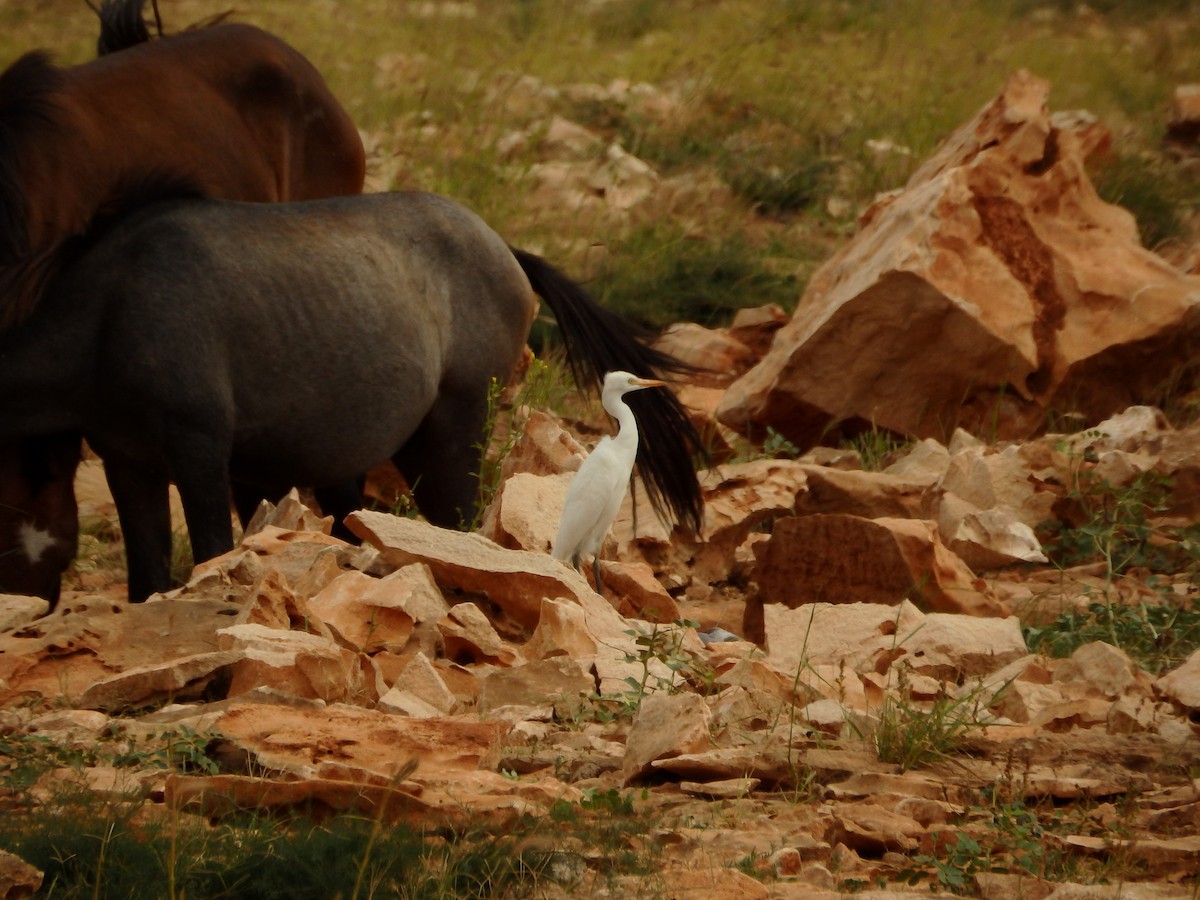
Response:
552,438,632,560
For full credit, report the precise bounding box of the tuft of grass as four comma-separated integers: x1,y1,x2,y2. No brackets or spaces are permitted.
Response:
1091,151,1200,254
839,427,912,471
1027,465,1200,673
67,514,195,593
0,719,668,898
468,355,568,530
550,786,657,878
594,225,800,329
867,670,1006,772
0,800,550,900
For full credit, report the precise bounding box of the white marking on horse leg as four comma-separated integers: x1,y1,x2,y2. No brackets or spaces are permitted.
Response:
18,521,58,564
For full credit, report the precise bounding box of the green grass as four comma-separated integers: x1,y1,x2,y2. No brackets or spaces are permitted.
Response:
896,797,1141,892
0,800,547,900
67,516,195,593
1092,151,1200,253
839,427,913,471
594,225,801,329
0,786,661,899
866,671,1008,772
0,725,665,899
1027,466,1200,673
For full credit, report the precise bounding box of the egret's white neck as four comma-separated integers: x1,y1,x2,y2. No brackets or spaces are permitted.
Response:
604,391,640,455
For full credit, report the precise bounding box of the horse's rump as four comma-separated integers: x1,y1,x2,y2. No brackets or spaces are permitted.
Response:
51,192,533,484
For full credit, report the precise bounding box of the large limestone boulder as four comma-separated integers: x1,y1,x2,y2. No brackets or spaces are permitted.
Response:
717,69,1200,450
747,513,1008,635
345,512,673,694
758,600,1025,681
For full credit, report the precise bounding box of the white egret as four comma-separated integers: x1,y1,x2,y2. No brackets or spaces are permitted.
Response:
552,370,666,590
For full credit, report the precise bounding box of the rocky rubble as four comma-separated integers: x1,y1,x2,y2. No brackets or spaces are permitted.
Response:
3,396,1200,895
3,72,1200,897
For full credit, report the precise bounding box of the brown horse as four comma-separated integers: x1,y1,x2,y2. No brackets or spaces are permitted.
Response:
0,0,365,605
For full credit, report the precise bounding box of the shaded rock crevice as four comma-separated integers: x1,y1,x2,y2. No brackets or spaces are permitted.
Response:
970,191,1065,397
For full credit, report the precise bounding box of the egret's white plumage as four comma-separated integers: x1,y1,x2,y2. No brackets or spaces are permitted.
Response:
552,370,665,588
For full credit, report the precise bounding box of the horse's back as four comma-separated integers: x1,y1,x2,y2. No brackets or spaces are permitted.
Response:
63,21,365,201
92,191,530,317
67,191,534,400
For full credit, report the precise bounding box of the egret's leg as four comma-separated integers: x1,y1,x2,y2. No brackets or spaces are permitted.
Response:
592,555,603,596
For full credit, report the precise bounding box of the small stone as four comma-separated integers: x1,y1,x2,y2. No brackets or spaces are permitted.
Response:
679,777,760,800
622,691,713,783
1157,648,1200,711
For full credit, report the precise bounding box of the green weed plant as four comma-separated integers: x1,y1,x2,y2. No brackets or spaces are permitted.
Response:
1029,466,1200,673
897,795,1147,892
867,669,1009,772
580,619,716,723
468,356,564,529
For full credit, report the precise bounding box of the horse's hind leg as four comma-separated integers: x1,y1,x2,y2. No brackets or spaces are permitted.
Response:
393,390,488,530
313,479,365,541
103,460,174,602
170,452,237,570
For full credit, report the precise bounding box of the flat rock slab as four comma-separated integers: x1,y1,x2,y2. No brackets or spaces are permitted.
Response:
0,595,241,704
347,510,614,630
209,702,507,781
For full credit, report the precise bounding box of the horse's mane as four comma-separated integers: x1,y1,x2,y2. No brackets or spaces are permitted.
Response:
0,171,207,332
67,171,208,258
91,0,234,55
0,0,231,332
0,51,64,270
91,0,163,55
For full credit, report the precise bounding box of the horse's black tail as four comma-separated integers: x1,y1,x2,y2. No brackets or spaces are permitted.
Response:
91,0,162,56
511,248,706,536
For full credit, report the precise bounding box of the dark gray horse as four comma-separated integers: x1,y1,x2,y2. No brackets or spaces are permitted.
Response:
1,191,704,602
